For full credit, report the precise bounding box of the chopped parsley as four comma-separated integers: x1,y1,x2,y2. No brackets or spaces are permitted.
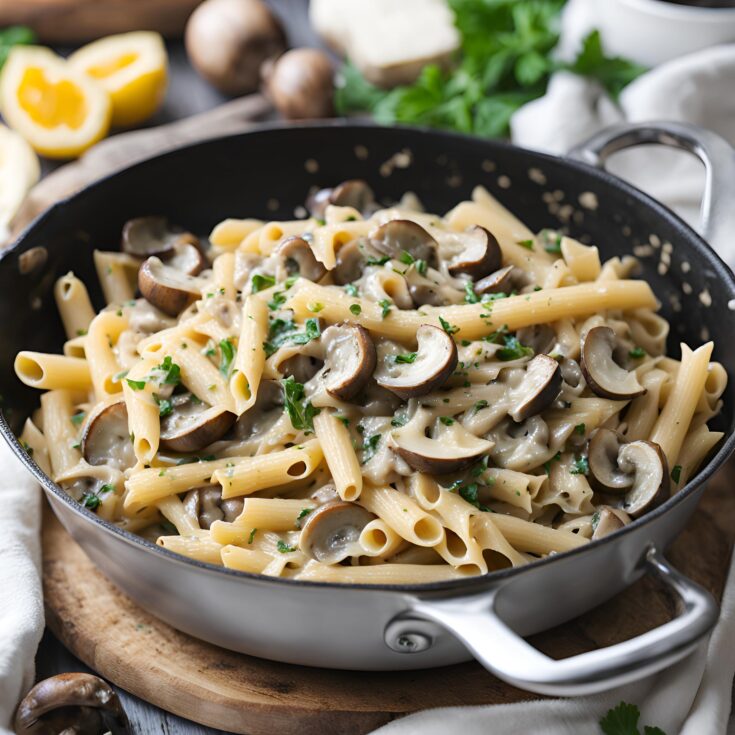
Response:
281,376,320,433
570,456,589,475
76,328,87,336
70,411,85,425
366,254,390,266
378,298,392,319
671,465,682,484
574,423,586,435
542,230,563,254
543,451,561,475
219,338,236,376
344,284,359,297
125,378,146,391
457,482,491,512
202,341,216,357
277,540,297,553
268,290,287,310
439,416,455,426
439,316,459,335
517,239,534,251
394,352,418,364
150,356,181,386
398,250,415,266
361,434,381,463
349,303,362,316
308,302,324,313
21,441,33,456
264,318,321,357
464,281,480,304
335,414,350,427
629,346,646,359
251,273,276,293
154,394,173,418
295,508,313,528
390,413,409,427
472,400,489,413
248,528,257,544
497,335,533,361
80,483,114,511
599,701,666,735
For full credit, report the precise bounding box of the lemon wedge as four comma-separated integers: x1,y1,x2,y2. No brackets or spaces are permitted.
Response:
0,46,111,159
69,32,168,128
0,123,40,239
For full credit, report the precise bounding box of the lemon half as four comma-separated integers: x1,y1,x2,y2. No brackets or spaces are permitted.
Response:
69,32,168,128
0,123,40,238
0,46,111,159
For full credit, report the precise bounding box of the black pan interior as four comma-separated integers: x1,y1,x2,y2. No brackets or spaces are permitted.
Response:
2,121,734,496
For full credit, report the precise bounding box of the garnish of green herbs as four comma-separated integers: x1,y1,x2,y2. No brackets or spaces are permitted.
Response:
366,254,390,266
517,239,534,251
543,451,562,475
599,701,667,735
542,230,563,254
281,376,320,433
349,303,362,316
390,414,408,427
277,540,297,553
671,465,682,484
149,355,181,386
248,528,257,544
439,316,459,335
473,400,489,414
497,335,533,361
344,284,359,297
218,338,236,376
629,346,646,359
295,508,313,528
335,0,645,139
335,414,350,427
574,423,586,435
0,26,36,69
439,416,454,426
80,483,114,511
458,482,491,512
464,281,480,304
570,456,589,475
361,434,381,463
154,394,173,418
126,378,146,391
251,273,276,293
378,298,392,319
394,352,418,364
263,317,321,357
71,411,85,425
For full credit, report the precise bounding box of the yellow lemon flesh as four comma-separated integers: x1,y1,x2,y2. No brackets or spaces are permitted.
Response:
69,32,168,128
0,46,111,159
0,123,40,238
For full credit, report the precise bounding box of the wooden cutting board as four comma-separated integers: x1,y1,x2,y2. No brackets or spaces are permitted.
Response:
0,0,202,43
42,457,735,735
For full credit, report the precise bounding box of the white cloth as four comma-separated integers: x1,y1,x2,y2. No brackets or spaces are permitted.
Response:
0,442,43,733
371,8,735,735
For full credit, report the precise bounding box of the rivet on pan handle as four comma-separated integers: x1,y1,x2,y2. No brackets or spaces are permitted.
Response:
568,120,735,256
384,547,717,696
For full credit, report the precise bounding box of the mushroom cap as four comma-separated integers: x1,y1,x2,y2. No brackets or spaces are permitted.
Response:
122,216,199,260
160,395,236,453
447,226,502,279
375,324,457,399
275,236,326,282
307,180,376,221
321,323,377,401
82,400,135,473
332,239,365,285
591,505,631,541
166,239,207,276
508,354,562,422
581,326,645,399
516,324,556,356
588,428,631,492
14,673,128,735
390,408,494,474
298,500,375,563
619,440,669,517
370,219,437,266
474,265,517,295
138,256,202,317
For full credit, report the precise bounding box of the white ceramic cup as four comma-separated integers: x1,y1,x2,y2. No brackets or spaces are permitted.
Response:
595,0,735,66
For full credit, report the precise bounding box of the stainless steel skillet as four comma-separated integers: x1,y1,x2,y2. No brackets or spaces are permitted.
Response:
2,120,735,696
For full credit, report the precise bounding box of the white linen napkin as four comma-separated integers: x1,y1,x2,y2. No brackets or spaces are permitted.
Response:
0,442,43,734
371,9,735,735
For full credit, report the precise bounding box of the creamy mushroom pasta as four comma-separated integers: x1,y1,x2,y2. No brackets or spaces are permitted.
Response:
15,183,727,584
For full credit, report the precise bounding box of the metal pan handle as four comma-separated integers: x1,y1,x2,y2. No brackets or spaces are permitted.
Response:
568,120,735,255
384,547,717,696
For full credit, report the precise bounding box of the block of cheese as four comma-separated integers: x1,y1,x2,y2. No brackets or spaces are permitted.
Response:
310,0,460,88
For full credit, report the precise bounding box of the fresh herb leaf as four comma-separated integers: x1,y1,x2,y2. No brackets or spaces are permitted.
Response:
574,423,586,435
277,539,297,553
671,465,682,484
458,482,491,512
308,301,324,313
378,298,392,319
390,414,409,427
464,281,480,304
81,492,102,510
394,352,418,364
497,335,533,361
439,416,454,426
71,411,85,425
591,510,601,532
154,394,173,418
361,434,381,463
571,456,589,475
21,441,33,456
543,451,562,475
517,239,534,251
264,318,320,356
248,528,257,544
296,508,313,528
629,346,646,359
349,303,362,316
344,284,359,297
416,259,428,276
281,376,320,433
399,250,415,266
126,378,146,391
0,26,35,69
219,338,236,376
251,273,276,293
599,701,666,735
366,255,390,266
150,356,181,386
335,414,350,427
439,316,459,335
473,400,489,414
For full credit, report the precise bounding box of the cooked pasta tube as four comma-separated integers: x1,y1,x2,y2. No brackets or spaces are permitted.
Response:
230,295,267,415
15,352,91,391
19,418,51,476
476,513,588,555
40,390,82,478
121,356,160,465
220,545,274,573
93,250,139,304
359,519,404,558
296,560,469,584
156,495,199,535
286,279,657,341
86,310,128,400
209,218,263,250
157,534,223,565
54,272,96,340
231,497,317,532
673,425,724,489
63,335,87,359
313,410,362,500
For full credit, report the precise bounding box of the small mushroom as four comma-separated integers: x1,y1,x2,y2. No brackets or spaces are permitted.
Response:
587,429,669,517
475,265,528,295
14,672,129,735
82,400,135,472
166,240,207,276
448,226,502,279
370,220,438,266
591,506,631,541
517,324,556,356
390,408,494,474
408,276,444,307
183,487,243,529
298,500,375,563
138,256,202,316
160,395,236,453
310,481,339,506
308,180,376,220
332,239,366,285
275,236,326,282
508,354,562,422
321,323,377,401
122,216,199,260
581,326,645,399
375,324,457,399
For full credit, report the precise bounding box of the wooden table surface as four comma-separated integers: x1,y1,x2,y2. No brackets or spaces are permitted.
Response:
34,3,316,733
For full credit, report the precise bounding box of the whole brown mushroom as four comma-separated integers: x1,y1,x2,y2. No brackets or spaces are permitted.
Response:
263,48,335,120
185,0,287,96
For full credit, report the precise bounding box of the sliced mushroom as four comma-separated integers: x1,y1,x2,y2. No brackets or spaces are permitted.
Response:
138,256,202,316
307,180,375,220
310,481,339,505
581,326,645,399
14,673,129,735
122,216,199,259
587,428,669,517
408,277,443,307
475,265,528,295
166,239,207,276
375,324,457,399
298,500,375,563
183,487,243,529
390,408,494,474
591,506,631,540
517,324,556,356
370,219,438,266
333,239,366,285
275,236,326,281
559,356,586,399
448,226,502,279
321,323,376,401
160,394,236,453
508,354,562,422
280,353,324,383
356,380,402,417
82,400,135,472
